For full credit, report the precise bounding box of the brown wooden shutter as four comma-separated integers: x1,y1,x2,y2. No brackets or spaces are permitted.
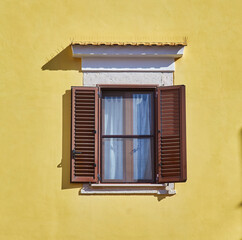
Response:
157,85,186,183
71,87,98,183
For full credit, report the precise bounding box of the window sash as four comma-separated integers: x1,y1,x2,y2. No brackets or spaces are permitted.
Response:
101,137,154,183
100,89,156,183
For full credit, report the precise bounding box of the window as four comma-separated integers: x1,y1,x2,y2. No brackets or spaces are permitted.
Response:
102,90,155,183
71,85,186,184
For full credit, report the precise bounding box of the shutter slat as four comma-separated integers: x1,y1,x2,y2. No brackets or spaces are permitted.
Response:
162,173,180,177
75,101,95,104
162,161,180,165
74,173,95,176
75,108,95,111
162,165,180,169
74,110,95,113
162,143,180,147
75,121,95,124
161,117,180,120
75,127,95,130
75,145,95,148
75,163,96,166
157,85,187,183
71,87,98,183
162,144,180,148
75,159,95,162
74,169,95,172
161,149,180,154
161,158,180,162
75,96,95,99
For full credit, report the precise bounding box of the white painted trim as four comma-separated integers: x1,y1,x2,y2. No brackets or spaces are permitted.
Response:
72,45,184,58
72,44,185,72
91,184,167,187
82,57,174,72
80,183,176,195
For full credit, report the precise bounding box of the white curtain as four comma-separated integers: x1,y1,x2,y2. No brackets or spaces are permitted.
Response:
133,94,152,180
103,93,152,181
103,96,123,180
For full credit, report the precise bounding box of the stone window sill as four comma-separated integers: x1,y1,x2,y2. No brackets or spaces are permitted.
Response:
80,183,176,195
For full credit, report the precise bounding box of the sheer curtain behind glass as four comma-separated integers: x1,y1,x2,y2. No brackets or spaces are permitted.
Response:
133,94,153,180
102,91,153,182
103,96,123,180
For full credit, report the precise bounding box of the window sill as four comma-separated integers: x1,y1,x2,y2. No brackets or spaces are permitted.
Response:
80,183,176,195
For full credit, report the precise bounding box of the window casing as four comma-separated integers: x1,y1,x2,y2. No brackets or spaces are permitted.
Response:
101,89,155,183
71,85,186,184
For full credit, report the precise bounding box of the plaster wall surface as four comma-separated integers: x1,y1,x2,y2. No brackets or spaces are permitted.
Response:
0,0,241,240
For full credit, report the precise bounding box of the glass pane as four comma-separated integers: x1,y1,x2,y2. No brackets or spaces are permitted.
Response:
133,138,153,181
102,95,124,135
133,93,153,135
102,138,154,182
102,91,154,136
102,138,124,180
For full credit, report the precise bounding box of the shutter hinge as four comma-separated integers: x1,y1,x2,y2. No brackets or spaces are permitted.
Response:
72,149,81,158
98,91,102,98
97,174,100,181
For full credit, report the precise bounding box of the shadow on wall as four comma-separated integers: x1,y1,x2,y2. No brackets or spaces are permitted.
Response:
42,45,81,71
59,90,82,190
43,45,81,189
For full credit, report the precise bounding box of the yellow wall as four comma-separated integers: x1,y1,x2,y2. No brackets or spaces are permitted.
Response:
0,0,241,239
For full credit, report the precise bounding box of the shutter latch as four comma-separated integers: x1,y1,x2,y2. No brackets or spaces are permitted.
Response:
72,149,81,159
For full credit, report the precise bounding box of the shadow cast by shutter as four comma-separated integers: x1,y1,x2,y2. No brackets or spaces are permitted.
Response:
41,45,82,189
59,90,82,189
42,45,81,71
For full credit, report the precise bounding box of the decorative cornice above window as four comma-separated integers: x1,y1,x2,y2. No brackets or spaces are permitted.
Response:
71,43,185,72
71,41,187,46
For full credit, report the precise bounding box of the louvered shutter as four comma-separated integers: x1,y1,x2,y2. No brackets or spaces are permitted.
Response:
71,87,98,183
157,85,187,183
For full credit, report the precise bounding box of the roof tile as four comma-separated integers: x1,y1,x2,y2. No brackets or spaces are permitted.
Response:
71,41,187,46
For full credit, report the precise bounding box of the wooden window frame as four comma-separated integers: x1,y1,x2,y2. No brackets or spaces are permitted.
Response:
97,85,158,184
100,88,156,183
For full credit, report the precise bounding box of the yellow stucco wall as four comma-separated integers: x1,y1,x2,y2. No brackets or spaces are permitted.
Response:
0,0,241,239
